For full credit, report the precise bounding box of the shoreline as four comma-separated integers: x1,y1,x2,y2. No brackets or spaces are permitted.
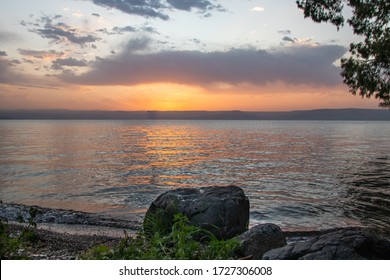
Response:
4,221,380,260
2,202,389,260
5,223,123,260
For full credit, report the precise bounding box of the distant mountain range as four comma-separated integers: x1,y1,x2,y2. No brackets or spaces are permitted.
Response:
0,108,389,120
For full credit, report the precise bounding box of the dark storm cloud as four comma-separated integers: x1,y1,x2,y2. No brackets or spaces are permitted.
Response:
91,0,169,20
0,51,7,56
31,16,100,45
60,43,347,88
52,58,89,70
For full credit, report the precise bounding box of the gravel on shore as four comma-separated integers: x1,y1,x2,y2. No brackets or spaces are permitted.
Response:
6,224,123,260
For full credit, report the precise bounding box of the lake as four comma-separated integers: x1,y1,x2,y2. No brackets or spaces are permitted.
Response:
0,120,389,234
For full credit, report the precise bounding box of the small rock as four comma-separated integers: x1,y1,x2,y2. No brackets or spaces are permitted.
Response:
239,223,287,259
143,186,249,240
262,228,390,260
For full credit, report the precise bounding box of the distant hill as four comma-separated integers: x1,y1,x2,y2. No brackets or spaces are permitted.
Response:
0,108,389,120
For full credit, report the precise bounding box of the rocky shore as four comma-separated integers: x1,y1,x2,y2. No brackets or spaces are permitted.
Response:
0,202,137,259
5,223,122,260
2,185,390,260
5,221,389,260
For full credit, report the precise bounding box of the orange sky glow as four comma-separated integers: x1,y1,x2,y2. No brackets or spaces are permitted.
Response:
0,0,383,112
0,82,379,111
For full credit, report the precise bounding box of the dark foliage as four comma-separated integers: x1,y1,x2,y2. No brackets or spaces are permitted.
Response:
297,0,390,107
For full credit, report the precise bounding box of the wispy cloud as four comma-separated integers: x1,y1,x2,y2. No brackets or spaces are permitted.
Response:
18,49,66,60
52,58,89,70
0,31,20,43
97,25,159,35
167,0,225,13
29,16,100,46
281,36,318,47
89,0,226,20
112,26,137,34
278,30,291,35
0,58,30,84
91,0,169,20
251,6,264,12
282,36,295,43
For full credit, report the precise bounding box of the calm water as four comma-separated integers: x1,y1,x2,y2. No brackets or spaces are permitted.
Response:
0,120,389,234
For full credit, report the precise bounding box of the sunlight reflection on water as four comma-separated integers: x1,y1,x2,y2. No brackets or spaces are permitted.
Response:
0,120,389,233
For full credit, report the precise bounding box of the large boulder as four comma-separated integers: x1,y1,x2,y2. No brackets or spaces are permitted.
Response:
262,228,390,260
143,186,249,240
239,223,287,259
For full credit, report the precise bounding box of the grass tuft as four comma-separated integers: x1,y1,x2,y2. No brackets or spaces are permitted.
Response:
83,213,240,260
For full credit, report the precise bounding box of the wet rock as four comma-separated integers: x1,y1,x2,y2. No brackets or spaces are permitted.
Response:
0,203,141,230
144,186,249,240
262,228,390,260
239,223,287,259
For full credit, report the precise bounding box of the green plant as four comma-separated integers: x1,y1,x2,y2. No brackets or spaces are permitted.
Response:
0,206,41,259
1,219,20,259
83,213,240,260
16,206,41,242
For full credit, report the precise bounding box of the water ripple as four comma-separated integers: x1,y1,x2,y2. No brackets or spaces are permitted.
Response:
0,120,389,234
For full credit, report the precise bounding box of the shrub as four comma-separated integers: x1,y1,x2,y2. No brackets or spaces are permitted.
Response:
0,207,40,259
83,213,240,260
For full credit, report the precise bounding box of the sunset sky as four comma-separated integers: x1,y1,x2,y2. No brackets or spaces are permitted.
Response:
0,0,381,111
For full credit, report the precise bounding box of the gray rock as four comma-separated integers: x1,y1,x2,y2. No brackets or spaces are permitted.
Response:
0,203,140,230
239,223,287,259
262,228,390,260
143,186,249,240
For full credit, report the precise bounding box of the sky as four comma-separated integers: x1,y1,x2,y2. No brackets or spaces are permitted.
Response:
0,0,381,111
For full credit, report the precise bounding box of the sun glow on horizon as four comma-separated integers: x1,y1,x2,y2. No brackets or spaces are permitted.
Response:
0,82,379,112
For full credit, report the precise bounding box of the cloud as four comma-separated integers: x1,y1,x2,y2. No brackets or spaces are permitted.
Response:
112,25,137,34
0,51,7,56
281,36,317,46
140,26,159,34
18,49,65,60
97,25,159,35
0,56,61,88
278,30,291,35
124,37,153,53
0,31,20,43
0,60,12,83
60,43,347,88
92,13,101,17
31,16,100,45
282,36,295,43
251,6,264,12
167,0,225,12
90,0,225,20
191,38,201,44
0,58,27,84
52,58,88,70
91,0,169,20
